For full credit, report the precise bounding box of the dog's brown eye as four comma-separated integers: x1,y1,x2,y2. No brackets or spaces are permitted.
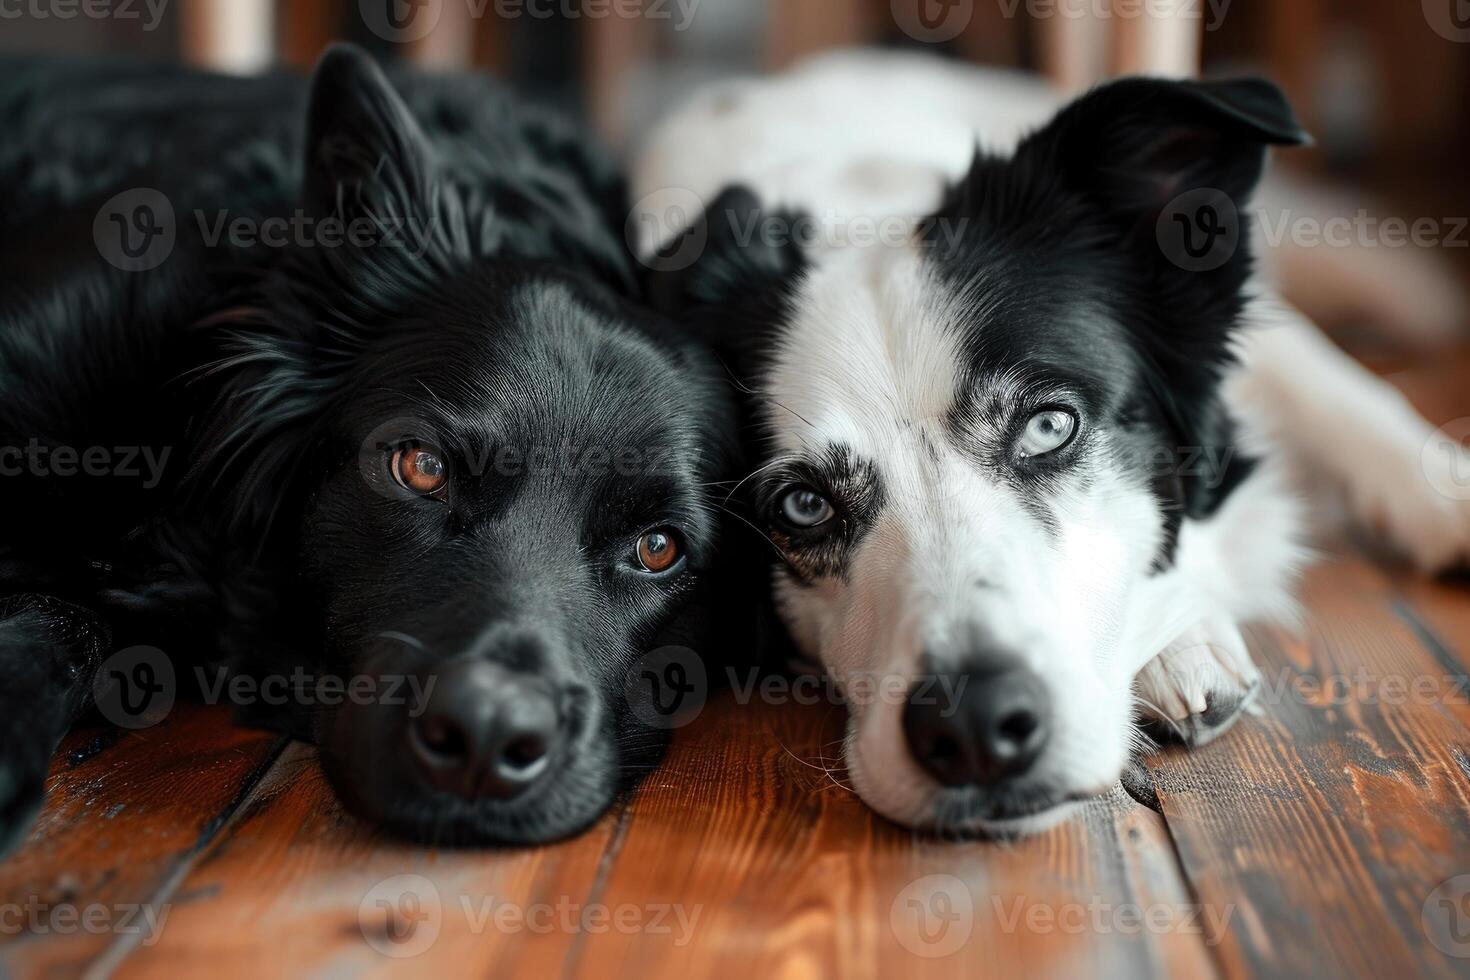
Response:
391,447,448,496
636,529,681,573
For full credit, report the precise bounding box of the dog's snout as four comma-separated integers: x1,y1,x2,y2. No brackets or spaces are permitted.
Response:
903,663,1051,787
410,659,563,800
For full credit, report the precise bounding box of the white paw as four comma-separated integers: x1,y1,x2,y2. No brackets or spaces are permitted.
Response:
1346,426,1470,573
1133,614,1261,747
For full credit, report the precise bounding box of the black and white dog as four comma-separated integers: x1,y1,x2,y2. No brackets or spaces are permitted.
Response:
636,52,1470,833
0,46,737,850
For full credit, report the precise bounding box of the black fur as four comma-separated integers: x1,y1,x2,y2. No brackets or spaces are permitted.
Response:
0,46,739,850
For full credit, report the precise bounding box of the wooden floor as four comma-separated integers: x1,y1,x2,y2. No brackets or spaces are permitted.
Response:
4,357,1470,980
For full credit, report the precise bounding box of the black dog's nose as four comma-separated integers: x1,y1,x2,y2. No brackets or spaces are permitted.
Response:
903,663,1051,787
410,660,562,800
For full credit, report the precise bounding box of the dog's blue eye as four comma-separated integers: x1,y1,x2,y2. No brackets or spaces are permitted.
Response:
1019,409,1077,458
779,487,835,528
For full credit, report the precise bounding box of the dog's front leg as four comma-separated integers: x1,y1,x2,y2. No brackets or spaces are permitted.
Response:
1133,611,1262,747
1229,293,1470,572
0,594,110,855
1125,455,1306,748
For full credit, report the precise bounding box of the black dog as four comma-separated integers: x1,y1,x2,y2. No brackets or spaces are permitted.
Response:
0,45,737,850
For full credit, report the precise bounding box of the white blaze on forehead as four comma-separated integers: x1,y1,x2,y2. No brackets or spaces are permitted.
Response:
764,244,964,459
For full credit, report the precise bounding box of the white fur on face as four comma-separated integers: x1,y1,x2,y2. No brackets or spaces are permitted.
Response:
762,242,1169,832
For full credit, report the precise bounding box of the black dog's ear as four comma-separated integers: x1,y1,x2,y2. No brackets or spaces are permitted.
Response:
645,185,805,317
1016,75,1307,231
302,43,436,224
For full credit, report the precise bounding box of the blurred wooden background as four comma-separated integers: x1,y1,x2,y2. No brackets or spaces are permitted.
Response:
3,0,1466,181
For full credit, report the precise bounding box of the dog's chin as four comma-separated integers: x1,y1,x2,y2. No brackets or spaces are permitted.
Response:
921,790,1092,839
362,783,616,847
318,745,618,847
857,776,1095,839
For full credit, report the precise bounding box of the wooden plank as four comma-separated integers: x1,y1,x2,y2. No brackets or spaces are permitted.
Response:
113,742,620,977
1144,552,1470,979
563,692,1219,980
0,704,285,978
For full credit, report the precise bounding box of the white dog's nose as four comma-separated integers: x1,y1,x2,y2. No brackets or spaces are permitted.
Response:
902,664,1051,786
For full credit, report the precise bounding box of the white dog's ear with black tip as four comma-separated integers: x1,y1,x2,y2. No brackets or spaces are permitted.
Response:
301,43,438,229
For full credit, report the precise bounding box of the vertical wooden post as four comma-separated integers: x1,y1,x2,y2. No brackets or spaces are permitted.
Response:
1109,0,1201,77
766,0,873,71
280,0,345,70
180,0,276,74
407,0,479,68
1038,8,1108,92
584,1,653,147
